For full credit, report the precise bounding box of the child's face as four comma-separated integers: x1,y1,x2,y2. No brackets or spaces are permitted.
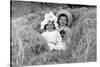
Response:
59,16,67,26
46,21,54,31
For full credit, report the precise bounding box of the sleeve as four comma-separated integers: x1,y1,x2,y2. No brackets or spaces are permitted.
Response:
41,32,44,37
41,32,48,43
56,31,62,43
64,27,72,37
64,28,72,45
41,32,47,41
41,32,47,37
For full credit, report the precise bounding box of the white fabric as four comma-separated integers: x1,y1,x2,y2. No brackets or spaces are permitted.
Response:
40,12,58,29
41,30,66,50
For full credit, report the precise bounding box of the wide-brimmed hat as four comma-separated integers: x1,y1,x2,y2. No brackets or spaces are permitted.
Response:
40,12,58,29
56,10,73,27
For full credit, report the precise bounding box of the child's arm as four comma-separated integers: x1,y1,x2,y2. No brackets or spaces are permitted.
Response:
41,32,48,44
64,27,72,37
56,31,63,43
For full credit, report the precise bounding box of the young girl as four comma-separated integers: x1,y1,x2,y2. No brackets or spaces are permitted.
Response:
40,12,66,51
56,10,73,45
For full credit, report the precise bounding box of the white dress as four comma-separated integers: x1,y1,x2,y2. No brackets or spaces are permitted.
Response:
41,30,66,50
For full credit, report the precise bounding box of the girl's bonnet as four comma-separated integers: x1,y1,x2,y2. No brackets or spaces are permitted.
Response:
56,10,73,27
40,12,58,29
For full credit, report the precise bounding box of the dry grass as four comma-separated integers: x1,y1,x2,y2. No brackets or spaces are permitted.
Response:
10,1,96,66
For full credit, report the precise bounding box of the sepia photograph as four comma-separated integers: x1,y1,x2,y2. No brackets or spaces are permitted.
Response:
10,0,97,67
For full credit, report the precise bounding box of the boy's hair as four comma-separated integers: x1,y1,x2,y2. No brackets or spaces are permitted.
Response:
57,14,68,26
44,21,56,30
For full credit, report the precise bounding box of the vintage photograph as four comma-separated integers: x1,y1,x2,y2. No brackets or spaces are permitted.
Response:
10,0,97,67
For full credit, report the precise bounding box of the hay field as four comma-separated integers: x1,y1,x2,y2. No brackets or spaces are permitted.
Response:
10,1,97,66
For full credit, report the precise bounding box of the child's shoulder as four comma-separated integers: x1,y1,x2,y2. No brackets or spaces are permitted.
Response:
52,30,61,36
41,31,46,35
41,30,60,35
53,30,59,33
64,26,71,32
65,26,71,30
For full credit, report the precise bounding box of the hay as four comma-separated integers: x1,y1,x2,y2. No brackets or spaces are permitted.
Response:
11,3,96,66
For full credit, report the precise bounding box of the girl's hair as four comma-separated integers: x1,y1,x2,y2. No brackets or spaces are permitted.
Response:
57,14,68,26
44,21,56,30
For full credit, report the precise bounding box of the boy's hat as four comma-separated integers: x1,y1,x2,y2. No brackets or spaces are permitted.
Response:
41,12,58,29
56,10,73,27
